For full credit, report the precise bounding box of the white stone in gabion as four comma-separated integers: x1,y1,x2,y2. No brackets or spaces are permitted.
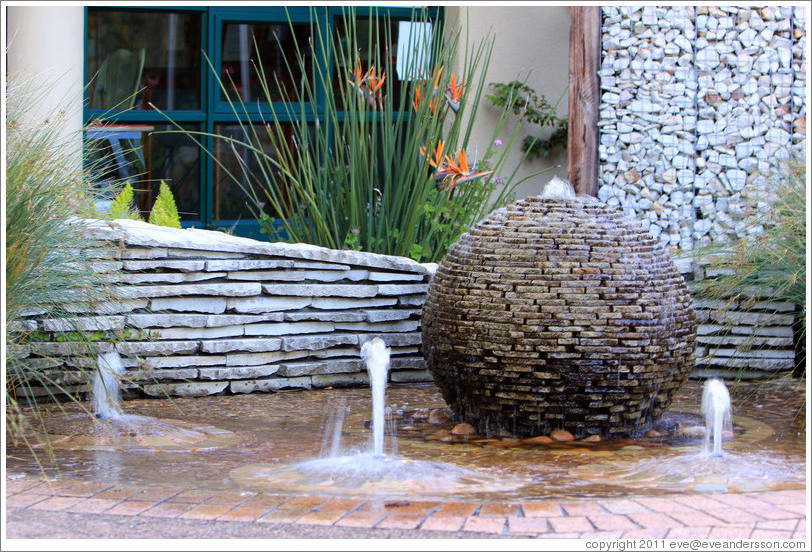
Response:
739,27,759,47
675,35,692,51
696,120,715,134
725,169,748,191
696,47,720,67
765,127,791,145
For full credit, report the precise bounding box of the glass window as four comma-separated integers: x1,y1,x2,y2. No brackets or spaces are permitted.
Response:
332,16,407,108
85,123,200,220
84,6,437,236
220,22,313,103
86,10,202,111
213,123,295,222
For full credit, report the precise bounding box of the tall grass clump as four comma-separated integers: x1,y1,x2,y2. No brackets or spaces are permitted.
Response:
157,7,546,262
690,151,806,379
6,76,118,448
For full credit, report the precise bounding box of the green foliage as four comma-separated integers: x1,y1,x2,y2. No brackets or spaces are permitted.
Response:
690,151,806,377
106,182,140,220
6,75,121,450
156,7,548,262
148,180,182,229
486,80,568,160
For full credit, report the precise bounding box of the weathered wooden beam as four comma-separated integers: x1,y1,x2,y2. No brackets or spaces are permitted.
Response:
568,6,602,197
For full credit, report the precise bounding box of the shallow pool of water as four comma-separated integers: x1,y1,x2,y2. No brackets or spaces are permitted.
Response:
6,379,806,502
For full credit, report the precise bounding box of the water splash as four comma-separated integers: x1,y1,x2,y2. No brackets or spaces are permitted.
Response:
361,337,390,457
93,350,125,419
702,378,731,457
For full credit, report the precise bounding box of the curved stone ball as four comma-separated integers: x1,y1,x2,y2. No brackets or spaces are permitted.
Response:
421,196,697,439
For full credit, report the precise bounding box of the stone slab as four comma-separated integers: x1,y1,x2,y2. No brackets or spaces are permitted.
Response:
150,297,228,314
200,338,283,354
198,365,280,380
116,282,262,299
141,381,229,397
229,376,312,393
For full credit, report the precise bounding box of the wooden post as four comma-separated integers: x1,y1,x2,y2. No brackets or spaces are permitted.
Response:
568,6,602,197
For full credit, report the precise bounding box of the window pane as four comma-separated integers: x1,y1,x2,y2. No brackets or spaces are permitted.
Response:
220,22,313,103
86,10,202,111
86,124,200,221
213,124,295,221
333,16,407,107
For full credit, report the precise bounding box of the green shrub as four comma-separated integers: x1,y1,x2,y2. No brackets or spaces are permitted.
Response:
148,181,182,229
690,151,806,378
106,182,140,220
156,7,548,262
486,80,568,160
6,75,119,446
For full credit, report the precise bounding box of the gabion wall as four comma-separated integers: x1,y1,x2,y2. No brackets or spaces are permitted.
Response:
598,5,806,251
422,196,697,439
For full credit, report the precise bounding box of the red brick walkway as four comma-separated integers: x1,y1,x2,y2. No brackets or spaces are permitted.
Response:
5,476,807,539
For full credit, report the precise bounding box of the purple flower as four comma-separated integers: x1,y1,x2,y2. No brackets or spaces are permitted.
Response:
493,139,503,147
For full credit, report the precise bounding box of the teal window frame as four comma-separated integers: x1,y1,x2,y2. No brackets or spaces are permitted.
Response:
84,5,441,240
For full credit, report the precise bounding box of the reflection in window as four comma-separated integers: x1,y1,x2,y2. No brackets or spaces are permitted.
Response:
213,124,295,221
220,22,312,103
86,124,200,221
332,16,407,108
86,10,202,111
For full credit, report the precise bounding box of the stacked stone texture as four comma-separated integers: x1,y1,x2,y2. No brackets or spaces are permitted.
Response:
13,219,433,400
599,6,806,378
600,5,805,250
422,196,697,439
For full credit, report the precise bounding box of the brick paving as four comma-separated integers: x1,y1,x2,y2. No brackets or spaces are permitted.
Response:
4,476,808,540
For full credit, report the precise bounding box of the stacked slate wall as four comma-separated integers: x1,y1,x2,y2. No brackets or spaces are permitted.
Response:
599,5,806,378
12,219,434,400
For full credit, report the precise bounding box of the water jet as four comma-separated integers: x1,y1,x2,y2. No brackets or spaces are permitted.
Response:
702,378,732,457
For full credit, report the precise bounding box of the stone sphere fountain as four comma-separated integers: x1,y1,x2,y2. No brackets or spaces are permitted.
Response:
421,181,697,439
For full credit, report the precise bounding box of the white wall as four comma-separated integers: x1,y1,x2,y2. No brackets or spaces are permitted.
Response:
444,6,571,201
5,6,85,144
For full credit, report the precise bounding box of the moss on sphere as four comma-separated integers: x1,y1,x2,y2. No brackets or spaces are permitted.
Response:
421,194,697,439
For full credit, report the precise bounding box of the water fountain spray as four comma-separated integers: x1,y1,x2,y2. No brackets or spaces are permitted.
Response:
701,378,731,457
93,350,125,419
361,337,391,457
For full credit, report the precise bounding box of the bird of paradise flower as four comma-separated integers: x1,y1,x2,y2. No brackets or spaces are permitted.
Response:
350,61,386,109
420,141,492,194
